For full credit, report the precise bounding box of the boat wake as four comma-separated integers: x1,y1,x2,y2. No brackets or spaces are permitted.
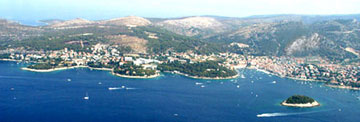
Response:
125,87,137,90
108,86,137,90
257,109,335,118
256,113,289,117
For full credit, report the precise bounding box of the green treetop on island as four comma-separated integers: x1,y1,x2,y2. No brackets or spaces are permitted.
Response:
285,95,315,104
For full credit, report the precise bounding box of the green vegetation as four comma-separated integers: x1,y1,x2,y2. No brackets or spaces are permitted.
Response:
0,54,10,59
113,62,156,76
1,17,360,63
27,63,53,70
157,60,237,78
285,95,315,104
120,26,225,54
10,34,108,52
87,61,115,69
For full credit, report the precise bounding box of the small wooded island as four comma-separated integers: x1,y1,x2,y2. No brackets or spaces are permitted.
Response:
281,95,320,107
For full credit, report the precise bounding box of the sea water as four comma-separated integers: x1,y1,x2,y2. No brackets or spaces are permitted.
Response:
0,61,360,122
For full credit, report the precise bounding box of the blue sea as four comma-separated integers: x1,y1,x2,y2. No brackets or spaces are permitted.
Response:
1,61,360,122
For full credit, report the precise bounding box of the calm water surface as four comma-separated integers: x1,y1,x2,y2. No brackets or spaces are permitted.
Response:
0,61,360,122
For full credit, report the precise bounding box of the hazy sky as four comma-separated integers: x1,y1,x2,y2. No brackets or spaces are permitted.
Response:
1,0,360,21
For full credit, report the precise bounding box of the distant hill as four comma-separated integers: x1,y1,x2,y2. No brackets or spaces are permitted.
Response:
99,16,151,27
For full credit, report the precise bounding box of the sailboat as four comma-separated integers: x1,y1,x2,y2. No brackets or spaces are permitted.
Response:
83,92,89,100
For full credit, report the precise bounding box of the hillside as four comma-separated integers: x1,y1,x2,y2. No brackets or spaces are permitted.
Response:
0,15,360,62
99,16,151,27
155,16,226,36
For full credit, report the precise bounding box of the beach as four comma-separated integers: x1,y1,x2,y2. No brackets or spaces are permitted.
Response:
22,66,85,72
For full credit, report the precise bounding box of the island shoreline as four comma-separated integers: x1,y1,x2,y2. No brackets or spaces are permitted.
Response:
281,101,320,107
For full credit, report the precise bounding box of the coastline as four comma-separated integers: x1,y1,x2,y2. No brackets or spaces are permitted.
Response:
112,72,161,79
22,65,160,79
281,101,320,107
165,70,239,80
21,66,88,72
88,67,113,71
244,66,325,82
17,61,359,89
325,84,360,90
0,59,21,62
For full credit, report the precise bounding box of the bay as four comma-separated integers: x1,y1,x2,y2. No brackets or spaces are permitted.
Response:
0,61,359,122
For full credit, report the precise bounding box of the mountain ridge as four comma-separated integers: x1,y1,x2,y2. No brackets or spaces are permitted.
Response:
1,14,360,62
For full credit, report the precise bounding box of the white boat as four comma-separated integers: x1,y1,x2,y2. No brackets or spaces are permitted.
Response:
83,92,89,100
237,85,240,88
67,79,71,82
108,87,123,90
98,82,102,85
272,81,277,84
195,82,203,85
201,85,205,88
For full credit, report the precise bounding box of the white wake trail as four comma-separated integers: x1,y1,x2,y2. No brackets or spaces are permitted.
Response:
257,109,335,118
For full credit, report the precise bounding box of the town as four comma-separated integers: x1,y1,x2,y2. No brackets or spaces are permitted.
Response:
0,43,359,88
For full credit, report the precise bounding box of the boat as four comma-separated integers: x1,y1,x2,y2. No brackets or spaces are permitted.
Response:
83,92,89,100
272,81,277,84
98,82,102,85
108,87,123,90
201,85,205,88
237,85,240,88
195,82,203,85
67,79,71,82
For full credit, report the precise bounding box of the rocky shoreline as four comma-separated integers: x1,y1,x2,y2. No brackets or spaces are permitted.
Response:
112,72,161,79
165,70,239,80
281,101,320,107
21,65,160,79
